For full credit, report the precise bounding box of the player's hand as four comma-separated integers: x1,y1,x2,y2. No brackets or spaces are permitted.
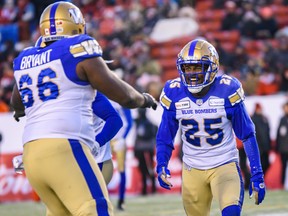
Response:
12,155,24,174
157,166,173,190
141,93,157,110
13,111,25,122
249,175,266,205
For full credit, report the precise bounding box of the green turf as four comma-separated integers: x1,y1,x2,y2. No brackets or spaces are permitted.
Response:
0,190,287,216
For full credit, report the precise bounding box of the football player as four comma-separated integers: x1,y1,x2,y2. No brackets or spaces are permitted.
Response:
10,2,157,216
92,92,123,185
156,39,266,216
109,100,133,211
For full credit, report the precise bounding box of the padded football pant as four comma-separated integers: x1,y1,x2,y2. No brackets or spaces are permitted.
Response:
100,159,114,185
23,138,114,216
111,140,126,172
182,162,244,216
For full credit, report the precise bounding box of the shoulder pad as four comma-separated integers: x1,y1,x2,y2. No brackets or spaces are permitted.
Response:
160,89,172,110
23,46,34,51
69,35,102,57
217,74,245,106
160,78,183,110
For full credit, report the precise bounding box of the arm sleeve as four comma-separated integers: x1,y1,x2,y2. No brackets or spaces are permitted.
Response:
227,102,263,178
156,109,178,168
92,92,123,146
243,135,263,179
122,108,133,139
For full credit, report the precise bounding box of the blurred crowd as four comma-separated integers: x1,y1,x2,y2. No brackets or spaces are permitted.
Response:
1,0,288,112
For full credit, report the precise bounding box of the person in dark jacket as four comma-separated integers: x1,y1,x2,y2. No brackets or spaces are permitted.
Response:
251,103,272,175
134,108,158,195
276,101,288,187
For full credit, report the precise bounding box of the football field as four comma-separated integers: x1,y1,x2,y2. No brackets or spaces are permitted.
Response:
0,190,287,216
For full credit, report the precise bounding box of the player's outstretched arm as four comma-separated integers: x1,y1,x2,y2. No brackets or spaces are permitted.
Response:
77,57,157,110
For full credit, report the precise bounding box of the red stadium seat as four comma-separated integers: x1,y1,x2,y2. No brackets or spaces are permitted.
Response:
197,9,225,22
198,20,222,33
195,0,214,12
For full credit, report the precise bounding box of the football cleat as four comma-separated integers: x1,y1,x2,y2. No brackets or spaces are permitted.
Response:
40,1,86,43
177,39,219,94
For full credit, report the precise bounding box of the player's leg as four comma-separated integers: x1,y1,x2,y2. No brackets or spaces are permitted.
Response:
210,162,244,216
182,163,212,216
64,139,114,215
23,139,73,216
135,149,149,195
24,138,114,216
147,150,156,193
111,139,127,210
101,159,114,185
115,147,126,210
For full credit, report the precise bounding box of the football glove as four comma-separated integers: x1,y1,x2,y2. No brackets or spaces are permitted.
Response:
12,155,24,174
157,166,173,190
249,174,266,205
141,93,157,110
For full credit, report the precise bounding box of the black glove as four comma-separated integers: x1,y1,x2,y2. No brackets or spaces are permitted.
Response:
13,111,25,122
141,93,157,110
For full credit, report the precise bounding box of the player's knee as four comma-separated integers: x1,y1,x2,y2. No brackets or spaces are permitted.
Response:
222,205,241,216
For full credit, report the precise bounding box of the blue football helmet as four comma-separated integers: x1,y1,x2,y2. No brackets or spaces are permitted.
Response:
176,39,219,94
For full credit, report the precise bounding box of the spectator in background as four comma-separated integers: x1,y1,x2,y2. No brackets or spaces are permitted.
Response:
239,1,261,39
14,0,35,41
134,107,157,195
276,101,288,188
135,41,162,78
143,7,159,35
256,6,278,39
279,67,288,92
229,45,249,75
221,1,241,30
134,81,162,196
251,103,271,175
0,87,9,112
256,69,280,95
242,70,259,96
275,37,288,72
0,0,17,24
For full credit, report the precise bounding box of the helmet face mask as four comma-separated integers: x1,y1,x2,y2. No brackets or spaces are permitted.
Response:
177,39,219,94
39,1,86,42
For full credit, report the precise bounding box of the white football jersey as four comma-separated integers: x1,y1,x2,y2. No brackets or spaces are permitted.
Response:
157,75,255,170
13,35,102,149
92,116,112,163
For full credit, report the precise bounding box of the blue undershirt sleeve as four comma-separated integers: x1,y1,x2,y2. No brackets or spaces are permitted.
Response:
122,108,133,139
92,93,123,146
227,102,263,178
156,109,178,168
